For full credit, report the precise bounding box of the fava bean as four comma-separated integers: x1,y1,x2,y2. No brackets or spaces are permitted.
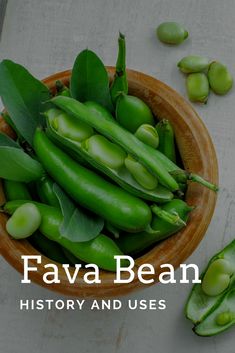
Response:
156,22,188,45
116,94,154,133
82,134,126,169
6,203,41,239
135,124,159,149
46,108,174,203
186,73,209,103
124,155,158,190
177,55,210,73
194,289,235,336
52,96,179,191
202,259,234,297
34,129,152,232
216,312,234,326
208,61,233,95
49,108,94,142
185,239,235,325
5,200,127,271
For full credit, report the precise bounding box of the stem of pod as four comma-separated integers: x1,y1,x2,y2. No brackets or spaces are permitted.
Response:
170,170,218,192
188,173,219,191
151,204,186,227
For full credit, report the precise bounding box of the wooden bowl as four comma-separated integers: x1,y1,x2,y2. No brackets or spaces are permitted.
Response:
0,68,218,298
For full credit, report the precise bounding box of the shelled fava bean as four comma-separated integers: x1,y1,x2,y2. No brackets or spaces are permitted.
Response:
177,56,233,103
156,22,188,45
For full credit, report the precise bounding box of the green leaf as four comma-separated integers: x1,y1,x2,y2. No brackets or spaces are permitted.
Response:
0,131,20,148
0,60,51,145
70,49,113,112
0,146,44,182
53,184,104,242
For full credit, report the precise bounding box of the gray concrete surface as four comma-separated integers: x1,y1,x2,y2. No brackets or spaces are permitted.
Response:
0,0,235,352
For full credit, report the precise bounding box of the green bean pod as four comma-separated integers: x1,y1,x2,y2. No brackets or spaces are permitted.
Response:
62,247,83,265
116,199,192,255
30,232,70,264
110,32,128,104
194,288,235,336
33,129,152,232
156,119,176,163
46,108,173,203
84,101,115,122
36,175,60,208
51,96,179,192
4,200,127,271
116,94,155,133
3,179,32,201
145,146,218,192
185,239,235,325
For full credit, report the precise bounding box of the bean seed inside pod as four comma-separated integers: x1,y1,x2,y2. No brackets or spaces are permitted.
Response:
156,22,188,45
202,259,234,297
124,155,158,190
135,124,159,148
50,109,94,142
216,312,233,326
83,134,127,170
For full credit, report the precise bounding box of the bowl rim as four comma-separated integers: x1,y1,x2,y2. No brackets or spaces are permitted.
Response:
0,67,218,298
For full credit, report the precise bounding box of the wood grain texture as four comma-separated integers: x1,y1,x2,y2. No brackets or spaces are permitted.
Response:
0,68,218,297
0,1,235,353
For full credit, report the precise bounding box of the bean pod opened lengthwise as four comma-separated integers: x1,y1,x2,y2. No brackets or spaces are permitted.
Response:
51,96,180,192
186,239,235,336
50,96,218,193
45,107,174,203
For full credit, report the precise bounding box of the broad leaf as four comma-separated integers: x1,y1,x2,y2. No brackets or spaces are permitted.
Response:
70,49,113,112
0,146,44,182
53,184,104,242
0,60,50,145
0,131,20,148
